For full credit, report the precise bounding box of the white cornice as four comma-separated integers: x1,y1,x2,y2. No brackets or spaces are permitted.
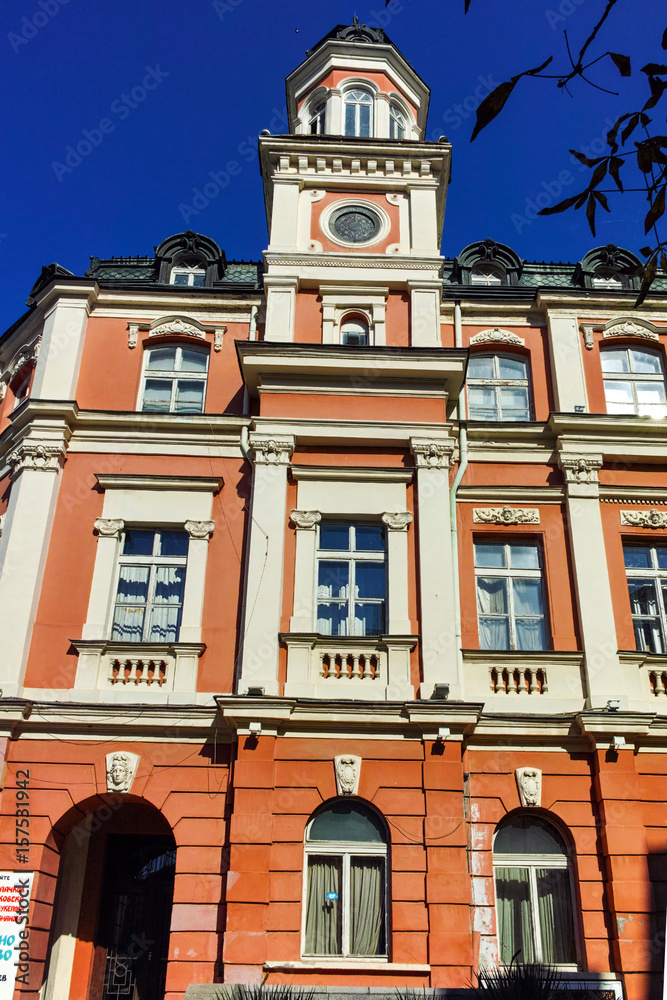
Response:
251,416,454,446
290,466,413,483
95,474,222,492
457,485,565,503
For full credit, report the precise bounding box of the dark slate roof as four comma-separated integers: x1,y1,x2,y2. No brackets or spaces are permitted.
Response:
85,255,263,289
307,18,396,57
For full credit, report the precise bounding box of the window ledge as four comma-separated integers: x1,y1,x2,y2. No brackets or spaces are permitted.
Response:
264,961,430,973
72,639,205,693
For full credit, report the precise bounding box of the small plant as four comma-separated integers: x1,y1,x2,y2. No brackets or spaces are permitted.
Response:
213,984,315,1000
470,956,565,1000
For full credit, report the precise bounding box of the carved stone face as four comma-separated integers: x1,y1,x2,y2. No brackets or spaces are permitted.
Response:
108,755,130,789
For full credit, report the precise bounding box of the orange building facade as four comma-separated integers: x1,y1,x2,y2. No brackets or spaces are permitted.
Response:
1,19,667,1000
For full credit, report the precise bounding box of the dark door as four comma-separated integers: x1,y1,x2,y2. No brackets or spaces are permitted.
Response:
92,834,176,1000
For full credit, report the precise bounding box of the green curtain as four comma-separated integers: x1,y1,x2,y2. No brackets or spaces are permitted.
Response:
350,858,385,956
536,868,576,964
305,856,341,955
495,867,535,964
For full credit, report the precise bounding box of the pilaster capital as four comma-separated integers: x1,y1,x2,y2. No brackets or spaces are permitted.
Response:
558,453,603,490
290,510,321,530
249,433,295,466
184,519,215,540
410,437,455,470
8,440,66,477
381,511,413,531
94,518,125,538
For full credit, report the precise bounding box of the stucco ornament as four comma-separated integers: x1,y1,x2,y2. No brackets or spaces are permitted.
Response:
149,317,206,340
473,506,540,525
621,509,667,529
184,519,215,540
381,511,413,531
603,322,658,342
559,455,602,485
94,518,125,538
105,751,140,794
249,434,295,466
411,439,454,469
290,510,322,530
8,442,65,475
334,755,361,796
515,767,542,808
469,328,525,347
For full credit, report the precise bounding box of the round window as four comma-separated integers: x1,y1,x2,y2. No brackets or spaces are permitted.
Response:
329,204,382,245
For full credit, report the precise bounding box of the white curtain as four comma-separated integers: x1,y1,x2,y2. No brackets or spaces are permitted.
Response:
112,566,149,641
536,868,576,964
148,566,185,642
350,858,384,956
495,867,535,964
305,857,341,955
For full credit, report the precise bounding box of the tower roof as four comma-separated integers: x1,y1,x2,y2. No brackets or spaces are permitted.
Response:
306,17,397,56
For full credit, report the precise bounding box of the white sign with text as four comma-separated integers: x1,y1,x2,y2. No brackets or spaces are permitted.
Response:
0,872,33,996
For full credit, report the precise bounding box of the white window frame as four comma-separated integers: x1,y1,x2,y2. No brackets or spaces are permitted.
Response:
110,528,188,643
471,263,505,286
302,825,389,960
170,265,206,287
139,343,209,414
601,346,667,417
316,522,387,637
343,88,374,137
388,102,407,140
623,542,667,653
320,284,388,346
592,268,626,289
340,315,370,346
474,540,548,651
309,100,327,135
467,352,533,422
493,839,578,969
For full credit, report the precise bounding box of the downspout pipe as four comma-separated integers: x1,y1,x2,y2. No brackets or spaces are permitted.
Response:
450,300,468,692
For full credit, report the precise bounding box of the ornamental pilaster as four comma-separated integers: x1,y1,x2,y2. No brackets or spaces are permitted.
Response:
558,453,603,497
8,441,66,478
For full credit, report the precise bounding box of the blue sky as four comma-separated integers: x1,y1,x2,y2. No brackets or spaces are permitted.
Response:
1,0,664,332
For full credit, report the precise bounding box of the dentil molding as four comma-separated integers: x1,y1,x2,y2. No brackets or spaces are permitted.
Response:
621,509,667,529
473,505,539,525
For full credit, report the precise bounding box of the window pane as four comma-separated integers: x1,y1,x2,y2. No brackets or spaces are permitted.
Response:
123,530,155,556
495,816,568,855
475,543,506,568
498,356,527,379
111,605,146,642
479,617,510,650
500,386,530,420
468,356,495,379
468,386,498,420
358,102,371,137
657,547,667,569
152,565,186,605
174,381,205,413
318,561,348,599
624,546,652,569
317,603,348,636
305,856,342,956
350,858,385,956
159,531,189,557
633,618,664,653
627,579,659,615
604,380,634,412
112,566,150,641
147,604,181,642
510,544,540,570
354,603,384,636
513,578,544,616
477,577,508,614
146,348,177,371
115,565,150,604
142,379,172,412
515,618,547,651
309,802,386,842
191,272,206,287
355,525,385,551
536,868,577,965
631,349,662,374
344,103,356,136
180,348,208,372
320,524,350,551
495,867,535,964
601,350,629,373
355,563,385,599
172,272,189,286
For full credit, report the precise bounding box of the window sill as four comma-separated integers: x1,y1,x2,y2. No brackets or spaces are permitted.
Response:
72,639,205,694
265,961,430,972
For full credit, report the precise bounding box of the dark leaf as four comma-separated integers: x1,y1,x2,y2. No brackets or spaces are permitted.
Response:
589,160,608,189
640,112,652,126
607,113,632,151
575,191,589,209
536,193,583,216
594,190,611,212
464,0,472,10
569,149,606,168
610,52,631,76
641,63,667,76
644,76,667,110
645,184,667,234
636,255,658,307
639,246,653,256
470,80,516,141
586,192,597,237
637,142,654,173
621,114,640,144
609,156,624,191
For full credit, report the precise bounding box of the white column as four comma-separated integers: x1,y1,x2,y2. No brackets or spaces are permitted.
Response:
410,438,459,699
268,178,301,251
31,294,92,400
264,276,299,342
375,91,391,138
544,310,589,412
0,437,67,693
409,281,442,347
81,519,124,641
289,510,321,630
180,520,215,642
558,453,623,708
382,512,413,633
408,185,438,254
237,433,295,695
328,89,343,135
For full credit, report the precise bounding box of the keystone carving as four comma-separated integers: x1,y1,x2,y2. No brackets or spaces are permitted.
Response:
8,442,65,475
106,751,140,794
559,455,602,485
290,510,322,530
473,506,540,525
149,317,206,340
621,509,667,529
334,754,361,796
515,767,542,808
470,328,525,347
184,519,215,540
603,322,658,342
94,518,125,538
411,438,455,469
381,511,413,531
250,434,295,466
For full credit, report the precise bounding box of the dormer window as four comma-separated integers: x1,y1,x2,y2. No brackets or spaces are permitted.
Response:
344,89,373,138
389,103,407,140
170,265,206,287
592,267,626,290
309,101,327,135
471,263,505,286
341,316,369,346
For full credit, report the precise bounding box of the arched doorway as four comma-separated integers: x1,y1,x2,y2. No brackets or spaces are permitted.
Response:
46,799,176,1000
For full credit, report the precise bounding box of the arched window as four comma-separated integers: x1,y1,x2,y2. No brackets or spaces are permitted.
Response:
389,102,407,140
467,353,532,421
140,344,209,414
309,100,327,135
494,815,577,967
601,346,667,417
344,89,373,137
471,262,505,286
170,264,206,287
341,316,369,346
303,800,388,958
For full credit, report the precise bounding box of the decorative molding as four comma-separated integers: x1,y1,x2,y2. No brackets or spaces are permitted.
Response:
95,474,223,493
581,316,663,350
410,438,455,470
214,327,226,352
386,243,401,255
558,454,602,485
470,328,525,347
264,254,444,274
473,505,540,525
94,518,125,538
290,510,322,530
307,240,323,253
149,317,206,340
309,189,326,203
515,766,542,807
8,441,65,475
250,433,295,466
334,754,361,796
1,339,41,391
381,511,413,531
621,509,667,529
385,192,401,205
184,519,215,540
127,323,139,349
290,467,413,484
604,322,658,342
105,751,140,794
580,324,595,350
